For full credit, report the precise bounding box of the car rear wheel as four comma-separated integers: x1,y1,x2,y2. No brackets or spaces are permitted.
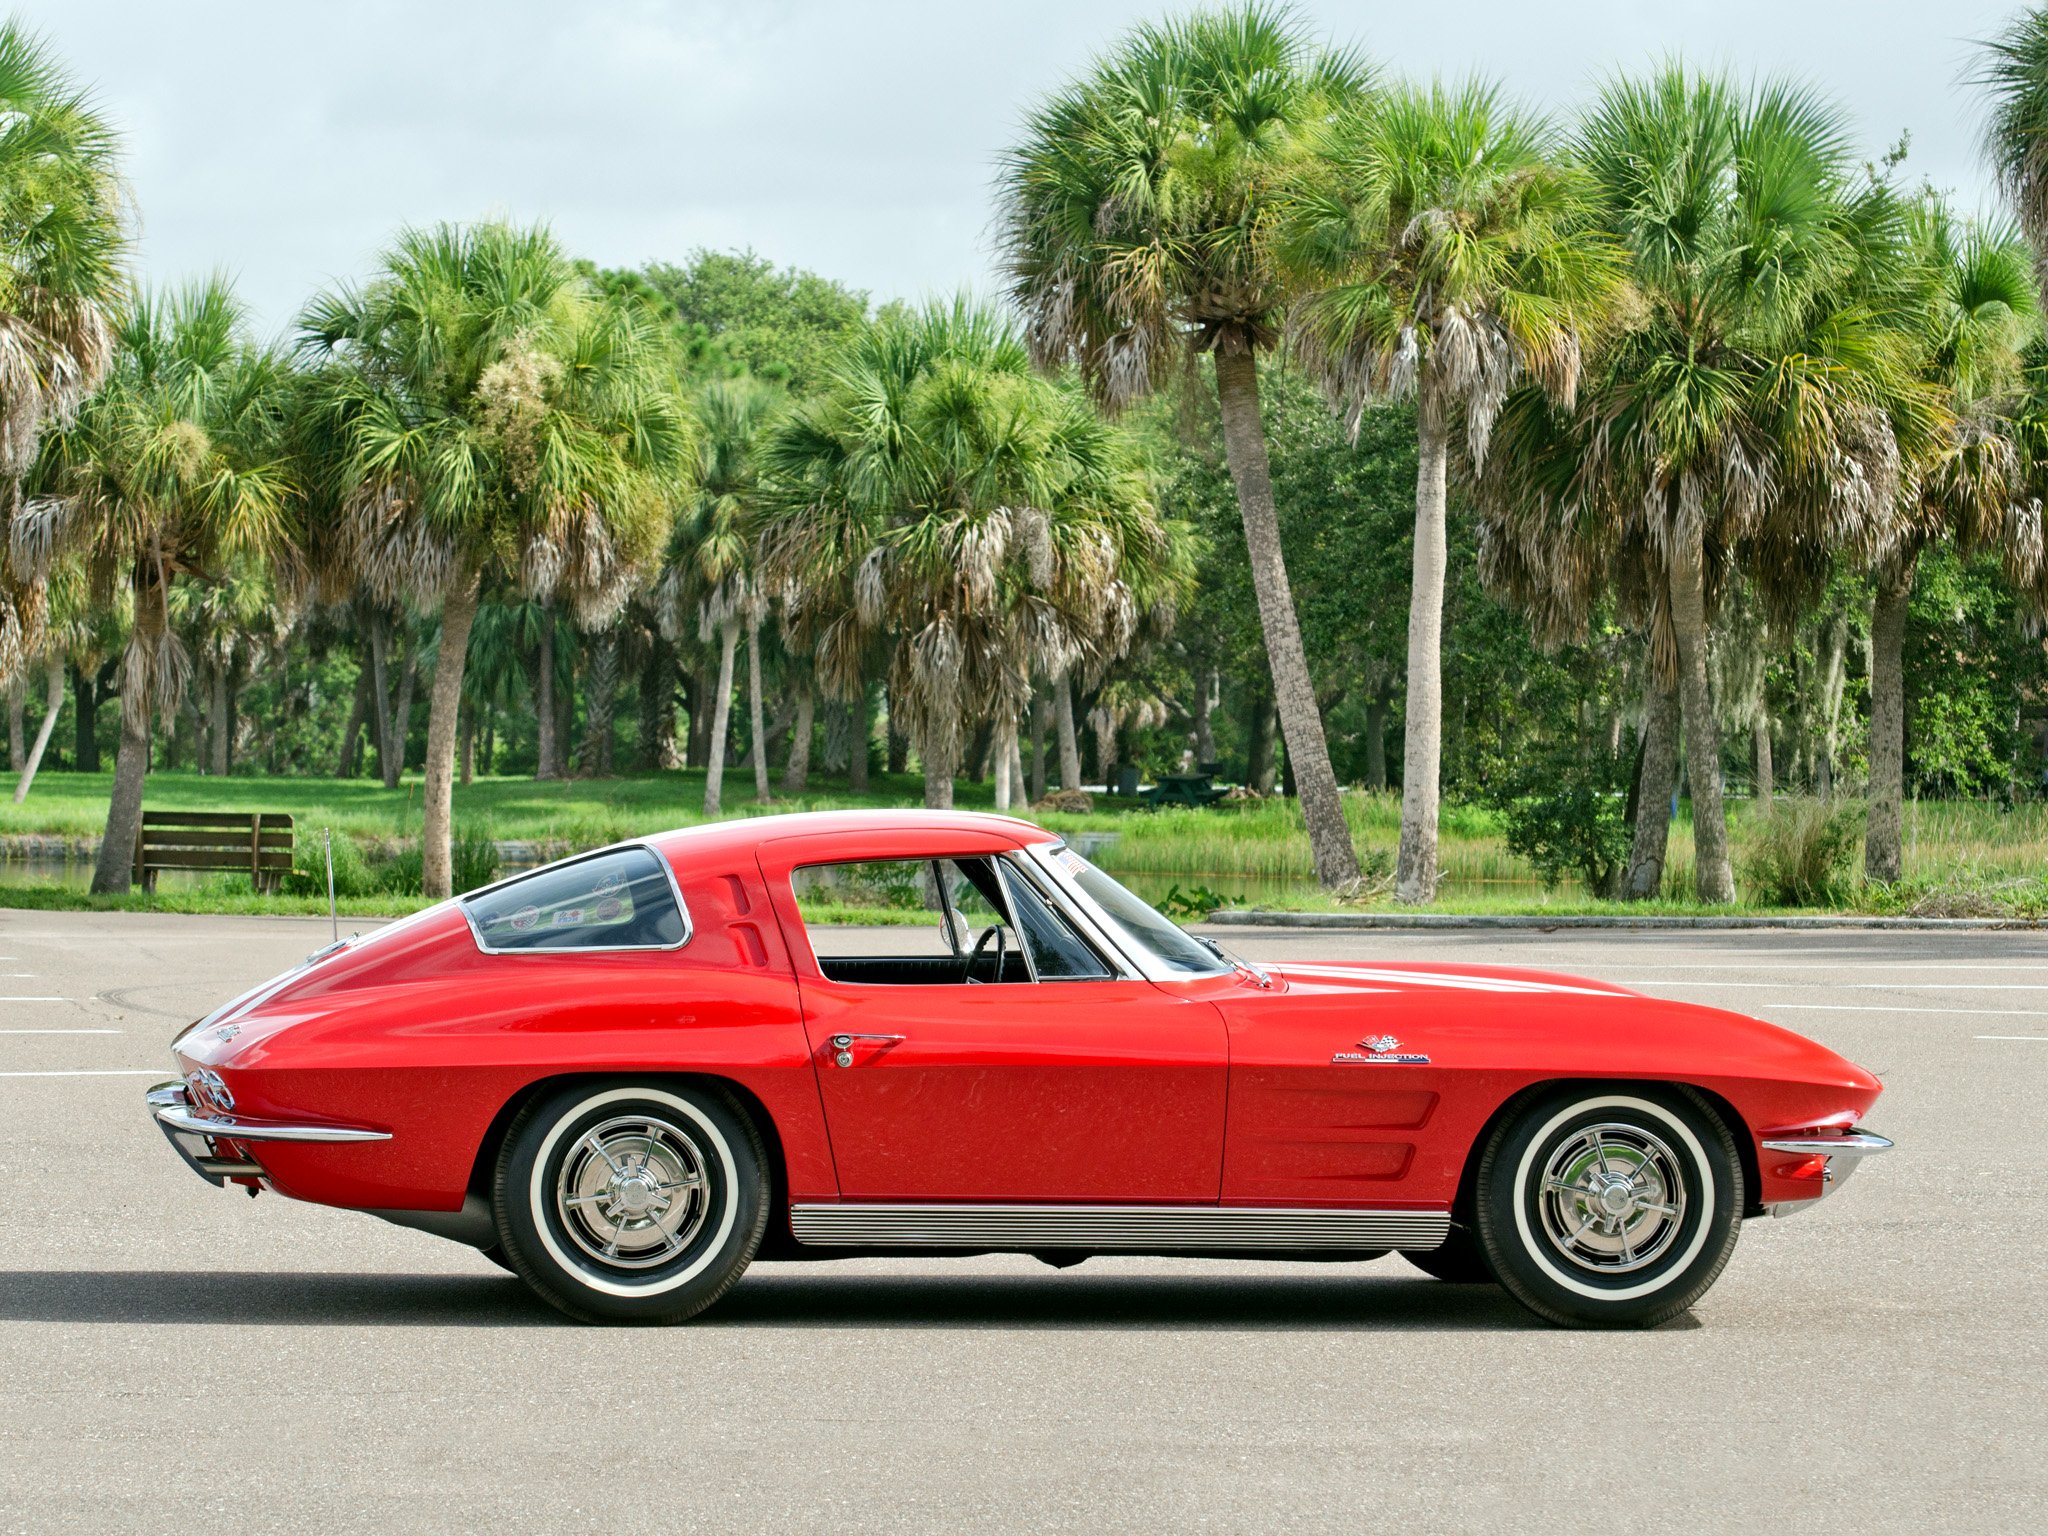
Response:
1474,1086,1742,1329
493,1081,768,1325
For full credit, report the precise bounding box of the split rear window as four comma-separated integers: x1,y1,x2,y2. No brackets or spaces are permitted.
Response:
464,845,687,952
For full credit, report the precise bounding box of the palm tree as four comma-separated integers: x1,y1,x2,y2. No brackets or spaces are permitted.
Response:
997,3,1367,886
1866,201,2040,880
300,223,689,897
1280,78,1622,901
0,20,127,682
761,300,1176,810
658,376,782,817
21,280,297,892
1478,68,1927,902
1977,7,2048,306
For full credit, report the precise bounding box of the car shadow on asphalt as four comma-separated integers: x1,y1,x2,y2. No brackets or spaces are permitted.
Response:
0,1268,1701,1331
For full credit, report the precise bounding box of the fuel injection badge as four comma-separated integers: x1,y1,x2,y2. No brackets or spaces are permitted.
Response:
1332,1035,1431,1065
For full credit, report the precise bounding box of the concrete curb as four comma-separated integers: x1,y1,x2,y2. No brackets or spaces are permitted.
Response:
1205,910,2048,931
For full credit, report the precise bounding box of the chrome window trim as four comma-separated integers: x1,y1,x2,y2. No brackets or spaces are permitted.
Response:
996,854,1122,982
459,840,694,956
1022,841,1228,984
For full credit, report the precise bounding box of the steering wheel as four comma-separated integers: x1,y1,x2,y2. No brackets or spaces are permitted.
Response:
963,922,1008,984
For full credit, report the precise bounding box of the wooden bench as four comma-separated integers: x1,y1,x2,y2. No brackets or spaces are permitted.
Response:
134,811,294,893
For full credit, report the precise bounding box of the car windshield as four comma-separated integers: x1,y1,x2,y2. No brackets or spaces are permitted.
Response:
1044,844,1231,976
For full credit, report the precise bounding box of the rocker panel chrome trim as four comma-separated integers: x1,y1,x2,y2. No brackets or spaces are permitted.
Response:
790,1202,1449,1251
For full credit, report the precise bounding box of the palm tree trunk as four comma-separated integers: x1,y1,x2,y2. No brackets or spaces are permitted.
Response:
1029,693,1050,803
1395,373,1452,901
1246,687,1278,794
747,614,771,802
1625,674,1680,900
208,665,229,778
459,702,475,786
421,569,481,901
535,609,560,781
1668,504,1734,902
848,689,871,793
1054,672,1081,791
1865,554,1916,883
8,678,22,773
1753,717,1774,811
1364,688,1389,791
336,666,371,778
582,632,619,776
1211,342,1358,888
15,658,65,803
390,655,417,782
92,574,169,894
992,713,1019,811
921,725,955,809
370,614,398,788
782,682,814,794
703,621,739,817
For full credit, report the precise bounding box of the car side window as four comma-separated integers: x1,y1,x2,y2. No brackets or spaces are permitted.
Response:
464,846,687,952
792,856,1027,984
998,861,1113,979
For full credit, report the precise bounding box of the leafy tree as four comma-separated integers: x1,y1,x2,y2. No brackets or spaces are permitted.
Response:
1479,67,1930,901
300,222,690,896
1281,76,1621,901
1868,200,2039,878
997,3,1368,886
659,375,784,816
0,19,127,681
25,280,297,891
760,299,1179,809
637,250,869,392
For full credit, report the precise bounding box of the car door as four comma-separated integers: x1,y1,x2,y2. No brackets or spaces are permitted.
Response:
758,830,1229,1203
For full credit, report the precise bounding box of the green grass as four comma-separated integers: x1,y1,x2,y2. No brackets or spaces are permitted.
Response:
5,769,2047,919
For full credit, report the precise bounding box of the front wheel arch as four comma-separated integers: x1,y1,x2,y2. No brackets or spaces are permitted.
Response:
1451,1078,1759,1229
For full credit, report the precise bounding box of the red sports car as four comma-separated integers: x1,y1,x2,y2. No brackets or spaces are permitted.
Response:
147,809,1890,1328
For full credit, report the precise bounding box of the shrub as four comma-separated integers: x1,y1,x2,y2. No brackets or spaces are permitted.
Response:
284,827,380,898
373,826,501,897
1158,882,1246,919
1739,798,1863,905
1483,750,1631,896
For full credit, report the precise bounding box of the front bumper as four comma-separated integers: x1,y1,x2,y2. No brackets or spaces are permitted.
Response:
147,1081,392,1189
1760,1127,1893,1217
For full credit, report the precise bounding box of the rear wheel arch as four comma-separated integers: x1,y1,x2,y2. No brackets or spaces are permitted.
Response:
467,1071,792,1231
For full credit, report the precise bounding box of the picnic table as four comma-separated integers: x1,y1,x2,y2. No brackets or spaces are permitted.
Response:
1139,773,1229,809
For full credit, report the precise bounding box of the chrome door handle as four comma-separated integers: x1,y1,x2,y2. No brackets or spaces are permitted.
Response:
829,1033,905,1067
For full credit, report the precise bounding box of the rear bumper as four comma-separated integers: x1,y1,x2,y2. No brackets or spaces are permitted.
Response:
1760,1127,1893,1217
146,1080,391,1189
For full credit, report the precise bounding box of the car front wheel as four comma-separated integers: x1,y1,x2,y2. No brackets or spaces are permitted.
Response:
493,1080,768,1325
1474,1086,1742,1329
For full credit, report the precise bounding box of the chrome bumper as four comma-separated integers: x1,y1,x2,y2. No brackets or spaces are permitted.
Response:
1760,1127,1893,1217
147,1081,390,1189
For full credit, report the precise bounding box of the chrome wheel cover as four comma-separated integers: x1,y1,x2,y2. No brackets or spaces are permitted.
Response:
1534,1121,1687,1275
553,1114,711,1270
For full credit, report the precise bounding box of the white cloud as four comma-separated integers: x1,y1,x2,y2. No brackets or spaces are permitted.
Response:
23,0,2017,337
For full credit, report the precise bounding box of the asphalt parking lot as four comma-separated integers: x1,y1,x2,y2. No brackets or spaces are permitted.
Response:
0,909,2040,1533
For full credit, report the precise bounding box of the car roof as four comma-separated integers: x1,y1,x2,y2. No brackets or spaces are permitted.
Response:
642,808,1059,864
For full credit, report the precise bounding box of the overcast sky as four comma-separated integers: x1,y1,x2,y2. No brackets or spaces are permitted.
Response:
22,0,2029,337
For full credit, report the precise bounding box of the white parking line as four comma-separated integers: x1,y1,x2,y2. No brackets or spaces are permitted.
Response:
1766,1004,2048,1016
0,1069,163,1077
0,996,69,1002
1976,1034,2048,1041
0,1028,120,1034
